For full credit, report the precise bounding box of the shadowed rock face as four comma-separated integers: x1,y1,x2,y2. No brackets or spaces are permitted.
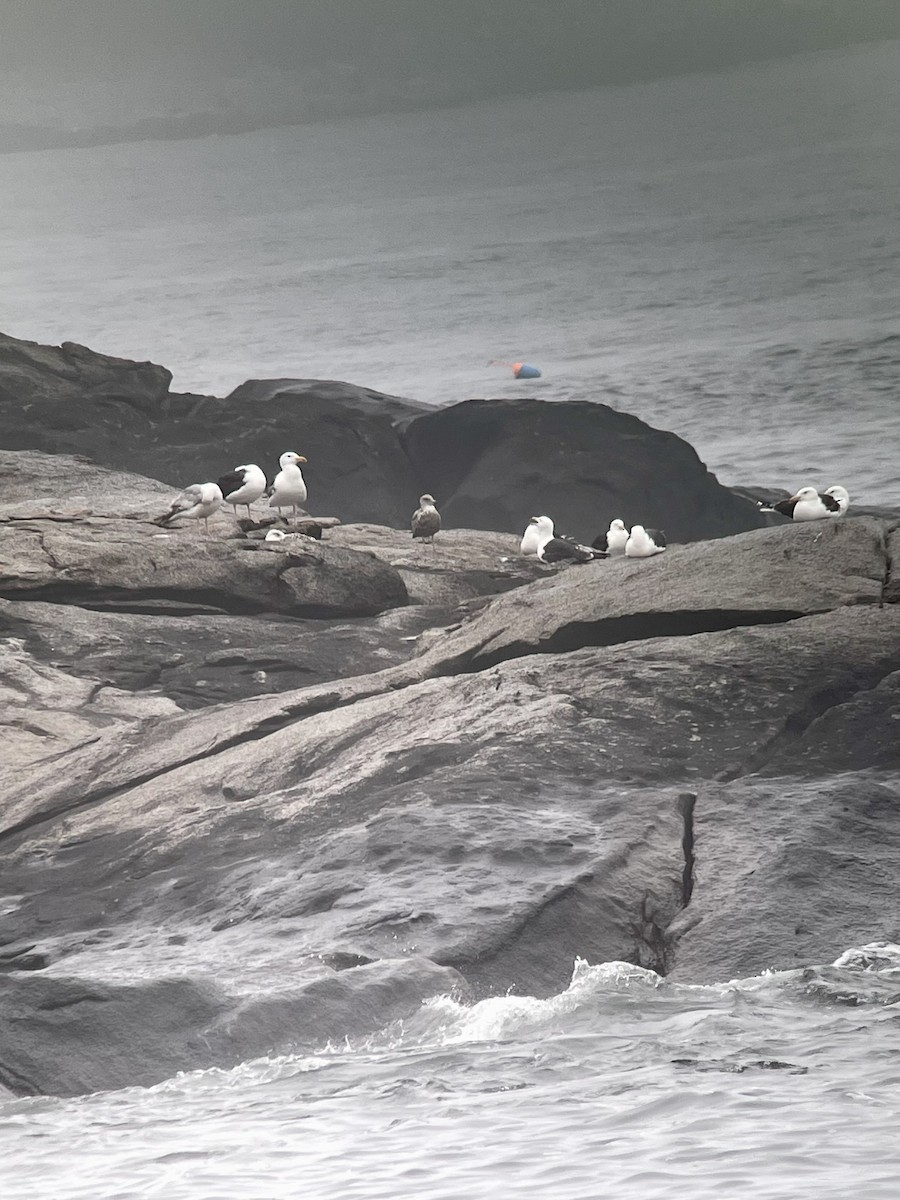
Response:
0,958,466,1098
400,397,764,542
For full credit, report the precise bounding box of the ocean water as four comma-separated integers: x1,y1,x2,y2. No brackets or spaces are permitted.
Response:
0,42,898,502
2,43,900,1199
3,950,900,1200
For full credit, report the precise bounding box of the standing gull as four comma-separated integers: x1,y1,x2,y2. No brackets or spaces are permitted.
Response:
412,494,441,544
269,452,308,518
153,482,224,535
528,515,600,564
216,463,267,518
592,518,628,555
625,524,666,557
758,485,849,521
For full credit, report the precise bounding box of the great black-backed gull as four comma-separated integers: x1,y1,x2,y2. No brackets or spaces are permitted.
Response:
592,518,628,554
520,516,582,556
625,524,666,557
269,452,308,517
520,518,542,556
154,482,224,535
528,515,600,564
759,485,849,521
216,464,267,517
411,494,441,544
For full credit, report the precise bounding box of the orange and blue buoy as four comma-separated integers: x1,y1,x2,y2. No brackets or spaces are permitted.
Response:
513,362,542,379
492,360,542,379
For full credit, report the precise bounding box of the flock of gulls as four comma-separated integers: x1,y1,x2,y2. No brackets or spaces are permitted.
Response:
154,452,309,534
520,515,665,563
757,484,850,521
153,455,851,564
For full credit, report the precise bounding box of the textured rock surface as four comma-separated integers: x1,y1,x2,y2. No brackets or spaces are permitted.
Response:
326,523,545,604
667,773,900,983
0,517,408,617
1,607,898,1042
0,595,441,713
0,375,898,1098
0,453,409,618
412,517,893,670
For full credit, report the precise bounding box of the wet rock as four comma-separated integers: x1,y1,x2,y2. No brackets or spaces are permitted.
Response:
667,773,900,983
0,957,464,1096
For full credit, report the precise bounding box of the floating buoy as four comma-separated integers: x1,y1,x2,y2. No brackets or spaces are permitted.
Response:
491,359,542,379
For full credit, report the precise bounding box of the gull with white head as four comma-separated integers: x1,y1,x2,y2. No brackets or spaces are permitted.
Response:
269,452,308,518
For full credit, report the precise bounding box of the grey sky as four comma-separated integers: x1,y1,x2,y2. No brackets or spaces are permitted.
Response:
1,1,898,135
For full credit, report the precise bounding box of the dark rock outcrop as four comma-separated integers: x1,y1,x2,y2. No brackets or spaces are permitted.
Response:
0,333,765,542
401,398,764,542
0,331,171,409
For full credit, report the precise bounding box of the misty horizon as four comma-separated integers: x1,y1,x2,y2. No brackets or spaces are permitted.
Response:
1,0,898,150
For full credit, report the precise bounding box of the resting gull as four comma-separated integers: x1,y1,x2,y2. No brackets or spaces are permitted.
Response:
758,485,849,521
216,464,267,518
412,494,441,544
269,451,308,518
592,518,628,555
625,524,666,557
153,482,224,535
528,515,600,564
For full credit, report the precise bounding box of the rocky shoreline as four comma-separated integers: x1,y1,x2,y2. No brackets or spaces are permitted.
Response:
0,332,898,1098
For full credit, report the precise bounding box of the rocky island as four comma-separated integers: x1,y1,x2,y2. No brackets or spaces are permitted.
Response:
0,331,897,1098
